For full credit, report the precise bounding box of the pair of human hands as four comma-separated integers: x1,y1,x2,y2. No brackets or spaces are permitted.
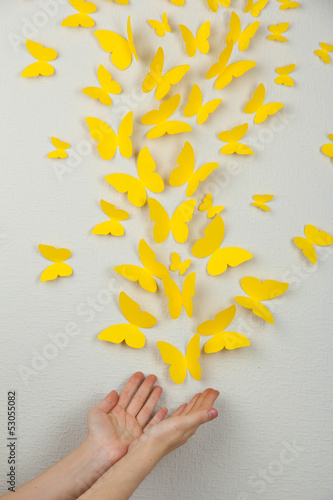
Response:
86,372,219,466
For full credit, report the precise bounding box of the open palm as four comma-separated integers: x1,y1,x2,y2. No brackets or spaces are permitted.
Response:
86,372,167,465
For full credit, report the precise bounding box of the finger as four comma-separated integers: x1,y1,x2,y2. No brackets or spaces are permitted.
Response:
181,393,201,415
197,389,220,410
181,407,218,431
191,388,212,412
136,385,163,427
144,407,168,432
126,374,157,416
95,390,119,413
118,372,144,409
169,403,187,418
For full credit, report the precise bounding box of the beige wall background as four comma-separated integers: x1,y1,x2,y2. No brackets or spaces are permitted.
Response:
1,0,333,498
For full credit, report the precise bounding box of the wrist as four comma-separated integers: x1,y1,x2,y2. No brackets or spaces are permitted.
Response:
131,433,167,463
80,437,115,473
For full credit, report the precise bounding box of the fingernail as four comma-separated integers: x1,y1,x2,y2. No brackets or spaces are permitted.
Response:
208,408,218,420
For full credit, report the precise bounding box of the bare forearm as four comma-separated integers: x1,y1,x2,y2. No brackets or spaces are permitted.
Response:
1,439,113,500
78,438,164,500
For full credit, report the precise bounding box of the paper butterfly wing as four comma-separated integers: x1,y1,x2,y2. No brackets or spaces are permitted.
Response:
137,147,164,194
162,276,183,319
192,215,224,258
197,305,236,336
98,324,146,348
305,225,333,247
170,199,196,243
105,174,146,207
40,263,72,282
234,296,274,324
215,61,257,90
119,292,156,327
157,341,187,384
169,141,195,187
38,244,71,262
207,247,253,276
241,277,289,301
117,111,133,158
115,265,157,292
179,25,197,57
185,334,201,380
86,117,117,160
238,22,260,51
147,198,171,243
94,30,132,70
293,237,317,264
181,272,196,317
204,331,250,352
184,85,202,118
196,21,210,54
139,239,169,279
26,40,57,61
186,162,219,197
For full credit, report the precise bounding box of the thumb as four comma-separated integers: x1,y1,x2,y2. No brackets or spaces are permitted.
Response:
184,408,218,429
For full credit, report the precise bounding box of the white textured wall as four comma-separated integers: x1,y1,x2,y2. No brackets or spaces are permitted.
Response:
1,0,333,499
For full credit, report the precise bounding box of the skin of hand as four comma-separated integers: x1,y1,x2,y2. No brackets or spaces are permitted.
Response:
86,372,168,465
79,387,219,500
0,373,165,500
130,387,220,455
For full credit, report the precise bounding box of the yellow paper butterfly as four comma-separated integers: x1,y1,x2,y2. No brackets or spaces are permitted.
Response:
82,65,121,106
207,0,230,12
192,215,253,276
293,225,333,265
245,0,268,17
226,11,260,51
251,194,273,211
98,292,156,349
235,277,289,324
198,193,224,218
39,244,72,282
61,0,96,27
315,43,333,64
86,112,133,160
141,94,192,139
267,23,289,42
206,41,256,90
148,13,171,37
169,141,219,197
21,40,57,77
244,84,284,124
157,334,201,384
277,0,300,10
275,64,295,86
92,200,129,236
170,252,192,275
105,147,164,208
162,272,196,319
218,123,254,155
94,16,137,70
183,84,222,125
321,134,333,160
179,21,210,57
47,137,70,159
147,198,196,244
170,0,185,4
115,239,169,293
142,47,190,100
197,305,250,353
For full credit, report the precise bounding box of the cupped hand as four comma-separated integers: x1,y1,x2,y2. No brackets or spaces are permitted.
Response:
86,372,168,465
135,388,220,456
